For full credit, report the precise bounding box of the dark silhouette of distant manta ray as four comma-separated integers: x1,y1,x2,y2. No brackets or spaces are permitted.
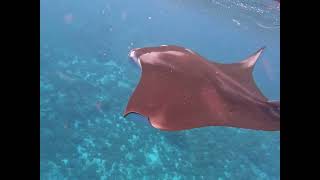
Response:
123,45,280,131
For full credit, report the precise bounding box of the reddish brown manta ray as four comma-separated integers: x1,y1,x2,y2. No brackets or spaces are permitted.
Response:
123,45,280,131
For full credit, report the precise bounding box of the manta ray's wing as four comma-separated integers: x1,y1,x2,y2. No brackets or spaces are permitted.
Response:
124,57,228,130
212,47,268,102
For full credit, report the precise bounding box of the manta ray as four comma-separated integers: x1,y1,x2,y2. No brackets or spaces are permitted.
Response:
123,45,280,131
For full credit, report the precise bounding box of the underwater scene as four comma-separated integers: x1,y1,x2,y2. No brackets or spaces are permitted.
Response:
40,0,280,179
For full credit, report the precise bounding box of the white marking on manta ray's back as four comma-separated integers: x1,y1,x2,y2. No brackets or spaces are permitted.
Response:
164,51,185,57
185,48,195,54
141,51,183,68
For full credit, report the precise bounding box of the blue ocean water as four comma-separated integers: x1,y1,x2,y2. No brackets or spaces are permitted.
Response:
40,0,280,179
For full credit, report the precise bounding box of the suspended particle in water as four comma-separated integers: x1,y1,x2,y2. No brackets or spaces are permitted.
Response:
121,11,127,21
64,13,73,24
232,19,241,26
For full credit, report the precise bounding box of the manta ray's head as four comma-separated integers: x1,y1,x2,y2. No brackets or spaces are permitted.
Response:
128,48,144,68
129,45,197,68
129,46,162,68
